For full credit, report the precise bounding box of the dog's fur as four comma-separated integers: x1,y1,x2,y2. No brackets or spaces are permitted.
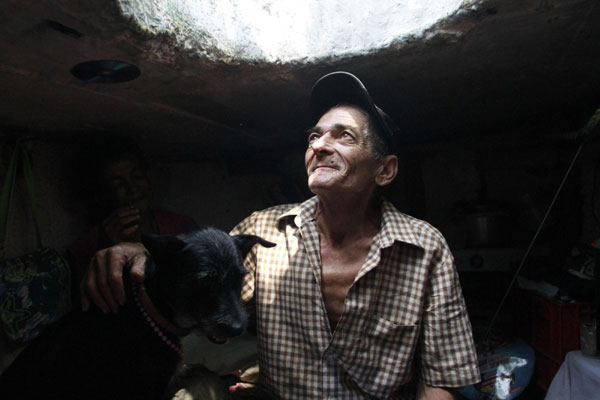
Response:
0,227,274,400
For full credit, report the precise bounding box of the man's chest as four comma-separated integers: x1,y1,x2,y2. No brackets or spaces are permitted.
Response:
253,226,429,325
320,241,371,329
252,231,430,399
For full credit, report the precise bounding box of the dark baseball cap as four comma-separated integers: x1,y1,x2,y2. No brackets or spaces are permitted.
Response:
309,71,399,150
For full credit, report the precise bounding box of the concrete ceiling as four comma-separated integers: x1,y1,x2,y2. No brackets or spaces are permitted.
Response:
1,0,599,163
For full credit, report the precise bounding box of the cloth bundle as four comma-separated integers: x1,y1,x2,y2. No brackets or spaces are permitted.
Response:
0,139,71,344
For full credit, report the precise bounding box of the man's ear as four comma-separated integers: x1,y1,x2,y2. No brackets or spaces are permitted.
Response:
233,234,276,259
375,154,398,187
141,233,185,263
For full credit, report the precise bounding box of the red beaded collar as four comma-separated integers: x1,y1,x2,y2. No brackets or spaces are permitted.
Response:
132,281,190,358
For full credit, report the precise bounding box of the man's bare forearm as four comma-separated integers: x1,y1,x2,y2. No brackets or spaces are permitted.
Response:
418,383,456,400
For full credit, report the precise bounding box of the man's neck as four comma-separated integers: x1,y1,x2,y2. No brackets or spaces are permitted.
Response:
314,193,380,246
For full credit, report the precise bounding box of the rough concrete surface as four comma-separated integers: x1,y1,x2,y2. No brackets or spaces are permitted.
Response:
0,0,598,158
118,0,478,63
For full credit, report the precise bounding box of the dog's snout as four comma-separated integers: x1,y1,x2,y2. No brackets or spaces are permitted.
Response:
217,320,245,337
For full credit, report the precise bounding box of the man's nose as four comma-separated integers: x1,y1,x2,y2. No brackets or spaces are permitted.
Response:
124,180,139,195
310,133,333,153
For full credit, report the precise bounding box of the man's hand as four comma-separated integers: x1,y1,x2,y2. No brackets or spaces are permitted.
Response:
418,383,456,400
81,242,148,314
101,206,142,244
227,364,275,399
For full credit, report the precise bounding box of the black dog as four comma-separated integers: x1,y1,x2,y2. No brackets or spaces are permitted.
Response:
0,227,274,399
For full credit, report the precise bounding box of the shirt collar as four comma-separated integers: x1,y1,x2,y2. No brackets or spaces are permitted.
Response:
276,196,319,231
276,196,425,250
376,200,425,249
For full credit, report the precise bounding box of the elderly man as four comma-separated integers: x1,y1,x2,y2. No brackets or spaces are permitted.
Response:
82,72,480,399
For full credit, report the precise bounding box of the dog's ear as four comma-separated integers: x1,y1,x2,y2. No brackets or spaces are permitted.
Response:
141,233,186,263
232,234,276,258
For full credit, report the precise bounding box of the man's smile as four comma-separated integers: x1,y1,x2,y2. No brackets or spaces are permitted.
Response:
314,165,337,170
308,161,340,174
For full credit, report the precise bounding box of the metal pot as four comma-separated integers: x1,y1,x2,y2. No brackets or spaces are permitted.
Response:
464,206,510,248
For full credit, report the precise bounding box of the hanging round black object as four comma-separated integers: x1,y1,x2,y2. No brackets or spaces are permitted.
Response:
71,60,141,83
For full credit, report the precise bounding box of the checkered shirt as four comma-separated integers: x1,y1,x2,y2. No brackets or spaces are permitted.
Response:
230,196,480,399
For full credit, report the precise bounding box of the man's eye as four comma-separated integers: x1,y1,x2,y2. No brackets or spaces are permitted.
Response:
342,131,353,138
131,172,146,181
110,181,125,191
308,133,320,142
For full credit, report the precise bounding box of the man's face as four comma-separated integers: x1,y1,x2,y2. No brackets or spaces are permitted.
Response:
305,105,380,196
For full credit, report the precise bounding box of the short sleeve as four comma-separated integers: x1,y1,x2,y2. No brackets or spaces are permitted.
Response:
419,244,481,387
230,212,259,303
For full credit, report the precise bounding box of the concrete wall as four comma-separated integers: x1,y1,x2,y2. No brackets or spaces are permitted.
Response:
2,141,85,259
119,0,471,63
1,140,282,259
417,140,586,263
2,137,595,263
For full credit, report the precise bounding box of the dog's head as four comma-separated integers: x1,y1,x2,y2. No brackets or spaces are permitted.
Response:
141,228,275,344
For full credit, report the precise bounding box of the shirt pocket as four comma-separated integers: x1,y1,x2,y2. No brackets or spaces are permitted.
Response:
340,318,421,398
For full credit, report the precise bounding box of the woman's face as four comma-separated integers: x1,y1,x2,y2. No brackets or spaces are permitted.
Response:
100,158,151,212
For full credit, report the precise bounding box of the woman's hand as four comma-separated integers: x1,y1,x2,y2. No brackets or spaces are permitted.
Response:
81,242,148,314
101,206,142,244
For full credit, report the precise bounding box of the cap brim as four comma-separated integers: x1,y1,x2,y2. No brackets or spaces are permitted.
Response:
309,71,397,149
